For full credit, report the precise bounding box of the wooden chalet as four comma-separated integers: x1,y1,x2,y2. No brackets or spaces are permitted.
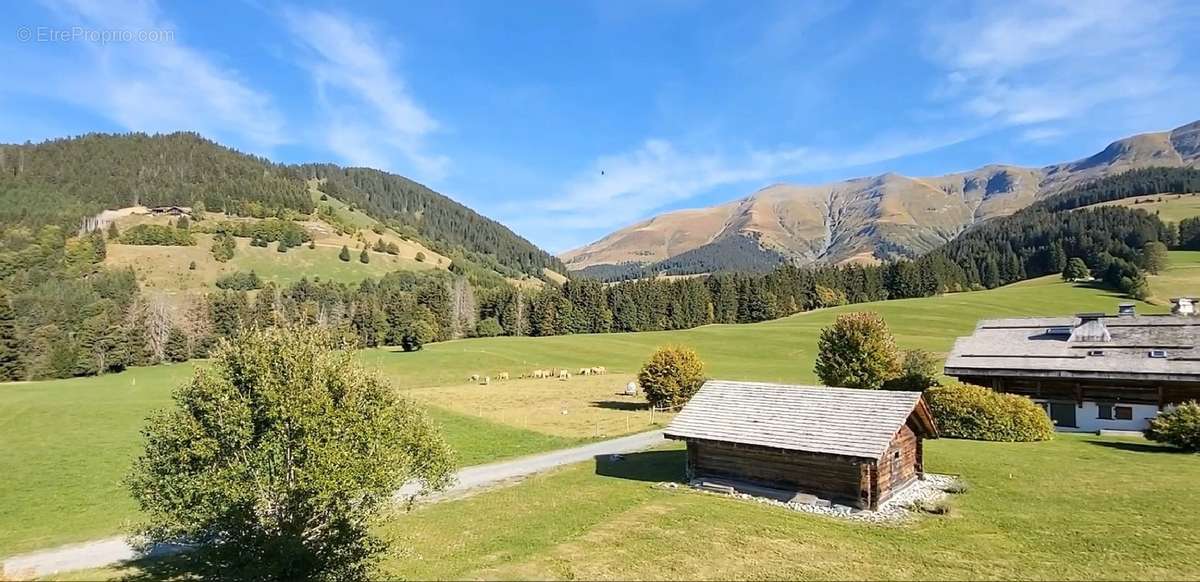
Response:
664,380,938,510
945,303,1200,432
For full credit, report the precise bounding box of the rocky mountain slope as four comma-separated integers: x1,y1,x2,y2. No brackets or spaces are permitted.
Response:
563,120,1200,277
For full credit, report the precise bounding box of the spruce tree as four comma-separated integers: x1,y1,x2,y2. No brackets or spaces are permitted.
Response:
107,221,120,240
359,248,370,264
0,290,23,381
339,245,351,262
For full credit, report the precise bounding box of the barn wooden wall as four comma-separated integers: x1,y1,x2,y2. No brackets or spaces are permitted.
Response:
688,439,869,507
871,424,920,506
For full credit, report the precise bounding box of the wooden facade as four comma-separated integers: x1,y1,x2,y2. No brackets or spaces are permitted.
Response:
954,374,1200,409
682,419,926,510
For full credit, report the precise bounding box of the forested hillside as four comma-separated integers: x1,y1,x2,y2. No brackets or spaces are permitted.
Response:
298,164,564,277
0,133,310,227
0,132,561,277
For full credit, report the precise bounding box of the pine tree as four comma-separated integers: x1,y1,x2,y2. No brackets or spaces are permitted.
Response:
107,221,120,240
0,290,23,381
359,248,370,264
164,327,190,362
339,245,351,262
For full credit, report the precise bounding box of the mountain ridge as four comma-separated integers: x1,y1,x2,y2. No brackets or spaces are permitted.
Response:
562,120,1200,277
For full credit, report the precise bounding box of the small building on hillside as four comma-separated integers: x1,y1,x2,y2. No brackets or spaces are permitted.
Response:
944,302,1200,432
664,380,938,510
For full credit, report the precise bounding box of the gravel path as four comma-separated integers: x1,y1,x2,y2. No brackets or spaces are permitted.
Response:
2,430,666,580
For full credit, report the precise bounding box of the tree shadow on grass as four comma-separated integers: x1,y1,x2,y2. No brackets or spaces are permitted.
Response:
104,549,216,582
591,399,648,411
594,449,685,483
1086,439,1188,454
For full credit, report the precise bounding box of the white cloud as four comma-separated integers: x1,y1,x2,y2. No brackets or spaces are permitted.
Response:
35,0,285,150
283,9,448,181
520,128,981,249
926,0,1192,127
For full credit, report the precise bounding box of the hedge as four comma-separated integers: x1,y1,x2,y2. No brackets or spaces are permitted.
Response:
926,382,1054,442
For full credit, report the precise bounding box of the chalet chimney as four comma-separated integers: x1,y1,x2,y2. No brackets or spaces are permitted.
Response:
1172,297,1197,316
1070,312,1111,342
1117,303,1136,317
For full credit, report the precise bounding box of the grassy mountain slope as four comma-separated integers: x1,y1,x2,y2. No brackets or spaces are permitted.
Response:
564,120,1200,276
0,132,560,278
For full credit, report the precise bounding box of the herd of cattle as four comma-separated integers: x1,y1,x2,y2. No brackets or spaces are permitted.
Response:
468,366,608,385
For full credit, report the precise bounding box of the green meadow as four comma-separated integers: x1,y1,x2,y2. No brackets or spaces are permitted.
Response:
2,263,1194,561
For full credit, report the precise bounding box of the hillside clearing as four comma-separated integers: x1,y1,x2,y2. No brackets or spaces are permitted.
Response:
1089,192,1200,224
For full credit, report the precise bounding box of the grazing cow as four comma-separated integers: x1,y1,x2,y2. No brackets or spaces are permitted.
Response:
469,374,481,382
578,367,591,376
558,369,571,380
591,366,607,376
482,376,490,386
498,372,510,381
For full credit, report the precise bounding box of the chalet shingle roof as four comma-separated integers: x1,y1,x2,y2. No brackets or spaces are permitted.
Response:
663,380,927,460
945,314,1200,381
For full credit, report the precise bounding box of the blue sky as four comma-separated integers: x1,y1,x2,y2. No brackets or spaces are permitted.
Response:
3,0,1199,253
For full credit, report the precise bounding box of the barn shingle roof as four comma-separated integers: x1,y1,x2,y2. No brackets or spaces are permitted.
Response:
945,314,1200,381
663,380,932,460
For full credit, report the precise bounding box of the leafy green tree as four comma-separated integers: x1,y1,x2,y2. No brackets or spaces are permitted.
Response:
814,311,901,389
1062,257,1089,281
0,289,23,381
339,245,351,262
360,248,370,264
1141,241,1170,274
176,215,190,230
882,349,942,392
126,327,454,580
401,318,436,352
639,345,705,408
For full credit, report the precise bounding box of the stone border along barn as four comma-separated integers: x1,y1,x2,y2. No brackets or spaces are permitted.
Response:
664,381,938,510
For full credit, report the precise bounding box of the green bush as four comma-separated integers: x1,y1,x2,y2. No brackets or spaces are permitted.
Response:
1146,401,1200,451
639,345,705,408
215,270,262,291
474,317,503,338
926,382,1054,442
882,349,942,392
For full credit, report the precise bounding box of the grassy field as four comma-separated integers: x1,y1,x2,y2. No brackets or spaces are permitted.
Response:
1148,250,1200,302
0,365,585,556
361,273,1160,390
59,434,1200,580
406,374,673,439
0,265,1190,561
1092,192,1200,223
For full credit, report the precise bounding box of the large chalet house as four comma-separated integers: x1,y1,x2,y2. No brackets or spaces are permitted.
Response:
944,301,1200,432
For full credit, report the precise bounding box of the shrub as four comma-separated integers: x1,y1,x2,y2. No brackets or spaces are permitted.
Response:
359,248,370,264
1146,401,1200,451
415,251,426,263
215,270,262,291
639,345,705,408
188,261,197,271
912,498,953,515
814,312,900,389
474,317,503,338
126,327,454,580
943,481,969,495
339,245,351,262
926,382,1054,442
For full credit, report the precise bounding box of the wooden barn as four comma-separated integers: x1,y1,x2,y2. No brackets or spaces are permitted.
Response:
664,381,938,510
